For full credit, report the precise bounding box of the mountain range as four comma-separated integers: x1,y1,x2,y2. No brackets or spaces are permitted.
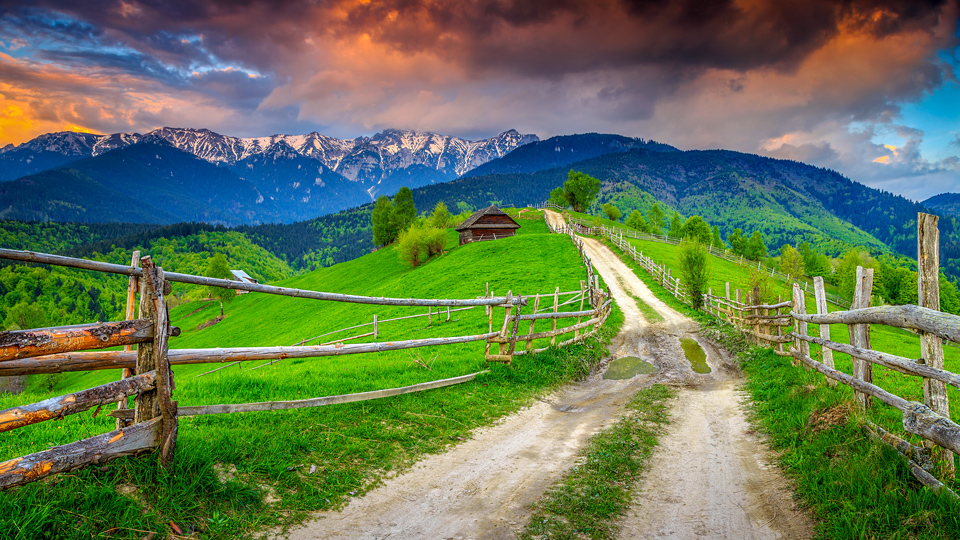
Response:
0,127,538,224
3,127,959,280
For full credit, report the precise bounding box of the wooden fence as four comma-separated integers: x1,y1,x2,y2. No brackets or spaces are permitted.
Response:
566,215,849,307
703,213,959,496
0,242,609,489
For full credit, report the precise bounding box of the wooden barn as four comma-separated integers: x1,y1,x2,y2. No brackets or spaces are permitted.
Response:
455,205,521,245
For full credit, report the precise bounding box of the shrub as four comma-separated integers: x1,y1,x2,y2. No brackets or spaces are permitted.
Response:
678,241,710,309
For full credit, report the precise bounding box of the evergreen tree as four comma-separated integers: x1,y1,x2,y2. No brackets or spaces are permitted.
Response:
743,231,767,261
393,187,417,231
372,196,398,246
711,225,724,250
562,170,601,212
648,203,665,234
625,210,649,232
727,228,746,256
668,212,683,238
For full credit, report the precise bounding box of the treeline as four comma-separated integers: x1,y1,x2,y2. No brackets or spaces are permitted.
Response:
371,187,456,267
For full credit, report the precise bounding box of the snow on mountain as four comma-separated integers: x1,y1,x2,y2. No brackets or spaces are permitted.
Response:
4,127,537,188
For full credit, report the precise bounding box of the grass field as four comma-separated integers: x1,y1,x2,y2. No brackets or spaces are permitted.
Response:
597,233,960,538
2,211,623,540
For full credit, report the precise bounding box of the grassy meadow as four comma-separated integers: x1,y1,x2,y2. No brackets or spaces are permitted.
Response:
596,230,960,538
1,210,624,540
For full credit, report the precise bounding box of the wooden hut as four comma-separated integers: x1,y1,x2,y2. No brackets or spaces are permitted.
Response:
455,205,520,245
229,269,257,295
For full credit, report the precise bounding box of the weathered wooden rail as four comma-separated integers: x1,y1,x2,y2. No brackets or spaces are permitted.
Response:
566,215,849,307
702,213,959,494
0,232,610,489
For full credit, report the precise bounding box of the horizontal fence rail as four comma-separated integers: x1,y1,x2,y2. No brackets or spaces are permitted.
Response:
0,248,526,308
0,219,613,489
566,216,849,308
699,212,958,495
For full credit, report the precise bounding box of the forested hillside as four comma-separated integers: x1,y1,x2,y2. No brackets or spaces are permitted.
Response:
0,229,292,330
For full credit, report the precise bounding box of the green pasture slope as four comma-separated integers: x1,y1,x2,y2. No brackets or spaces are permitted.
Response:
597,230,960,538
1,210,623,540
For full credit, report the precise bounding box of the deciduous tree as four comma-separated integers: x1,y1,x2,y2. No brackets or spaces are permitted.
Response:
205,252,233,317
562,170,601,212
602,203,621,222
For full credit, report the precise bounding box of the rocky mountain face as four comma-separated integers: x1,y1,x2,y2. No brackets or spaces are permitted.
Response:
0,127,539,191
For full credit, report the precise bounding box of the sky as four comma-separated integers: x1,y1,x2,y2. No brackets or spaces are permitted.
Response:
0,0,958,201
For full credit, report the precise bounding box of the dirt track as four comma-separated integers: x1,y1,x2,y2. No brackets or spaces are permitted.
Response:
281,211,810,539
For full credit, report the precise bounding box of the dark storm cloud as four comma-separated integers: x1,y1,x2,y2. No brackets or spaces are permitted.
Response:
328,0,950,75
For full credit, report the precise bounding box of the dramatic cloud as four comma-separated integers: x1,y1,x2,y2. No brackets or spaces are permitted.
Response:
0,0,957,199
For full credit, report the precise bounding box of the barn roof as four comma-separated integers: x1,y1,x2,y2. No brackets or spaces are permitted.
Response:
455,205,521,232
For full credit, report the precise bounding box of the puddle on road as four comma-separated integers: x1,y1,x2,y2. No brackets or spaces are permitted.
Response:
603,356,658,379
680,338,711,374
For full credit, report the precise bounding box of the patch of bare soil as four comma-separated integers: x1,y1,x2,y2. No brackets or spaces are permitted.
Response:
278,212,811,539
196,315,224,331
0,375,24,395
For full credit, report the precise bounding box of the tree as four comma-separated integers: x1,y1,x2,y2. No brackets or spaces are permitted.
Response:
743,231,767,261
562,170,601,212
549,187,567,208
625,210,649,232
680,215,711,244
602,203,621,222
393,187,417,231
799,242,832,278
3,301,45,330
397,225,446,267
429,201,452,229
668,212,683,238
372,196,398,246
779,244,804,278
648,203,665,234
836,250,864,299
711,225,724,250
727,228,746,256
678,241,710,309
205,253,233,317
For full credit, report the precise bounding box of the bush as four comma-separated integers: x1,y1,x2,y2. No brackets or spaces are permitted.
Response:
678,241,710,309
398,225,447,267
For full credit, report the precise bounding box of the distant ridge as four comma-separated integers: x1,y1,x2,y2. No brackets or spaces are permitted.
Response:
0,127,539,189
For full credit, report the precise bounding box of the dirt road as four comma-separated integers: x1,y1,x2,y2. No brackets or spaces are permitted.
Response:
282,211,809,539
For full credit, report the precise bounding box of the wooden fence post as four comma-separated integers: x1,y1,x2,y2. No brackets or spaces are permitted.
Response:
527,294,540,352
485,283,490,316
735,289,742,329
776,294,785,356
497,291,514,357
373,314,378,339
753,286,762,344
117,250,140,429
428,306,432,326
551,287,559,346
918,212,954,475
576,280,586,338
791,283,810,370
813,277,836,386
849,266,874,409
134,257,177,465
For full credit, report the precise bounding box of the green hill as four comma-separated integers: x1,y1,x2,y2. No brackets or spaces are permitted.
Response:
1,218,618,539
